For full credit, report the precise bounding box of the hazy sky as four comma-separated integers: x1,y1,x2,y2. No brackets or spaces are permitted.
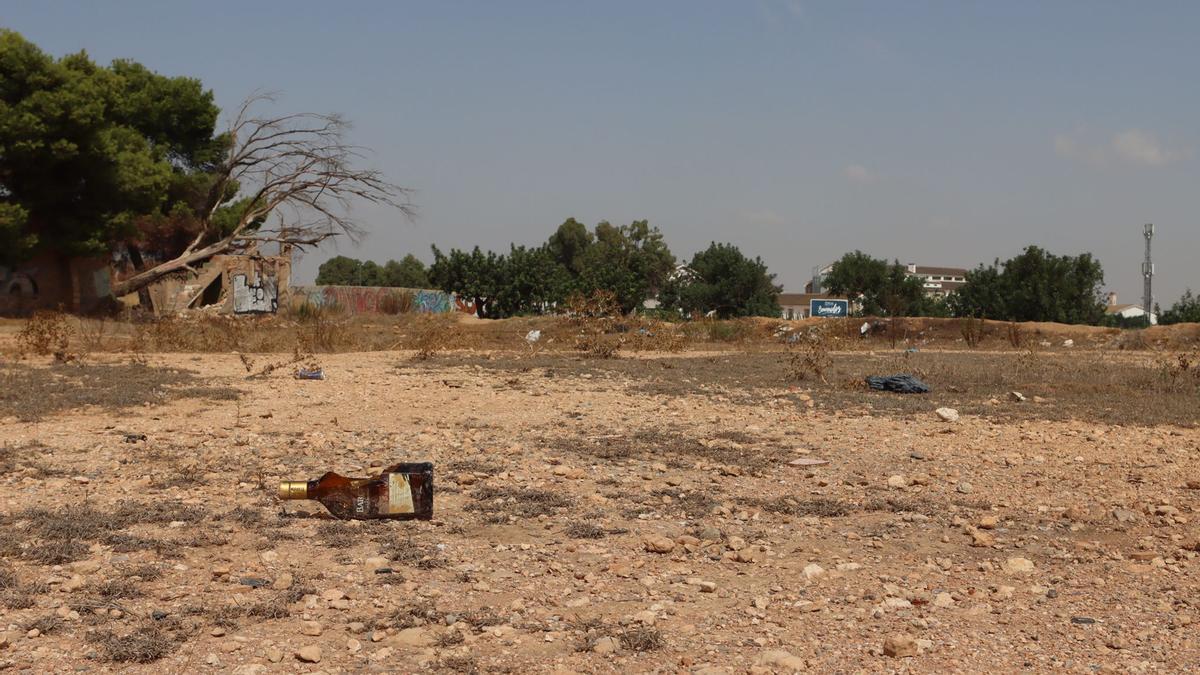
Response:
7,1,1198,304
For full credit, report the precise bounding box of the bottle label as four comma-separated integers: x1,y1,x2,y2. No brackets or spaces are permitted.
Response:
386,473,415,514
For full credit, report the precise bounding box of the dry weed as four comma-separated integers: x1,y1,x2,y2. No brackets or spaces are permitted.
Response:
785,326,832,383
17,310,73,359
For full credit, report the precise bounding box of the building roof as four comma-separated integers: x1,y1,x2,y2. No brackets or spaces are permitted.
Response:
913,266,968,277
1105,303,1141,314
778,292,834,306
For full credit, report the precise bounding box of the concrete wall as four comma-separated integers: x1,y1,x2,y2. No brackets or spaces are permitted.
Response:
290,285,460,315
0,254,111,314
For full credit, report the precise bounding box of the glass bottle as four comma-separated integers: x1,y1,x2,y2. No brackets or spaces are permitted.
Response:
278,462,433,520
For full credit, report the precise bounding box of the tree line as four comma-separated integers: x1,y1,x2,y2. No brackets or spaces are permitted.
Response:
826,246,1198,326
315,218,783,319
321,236,1199,326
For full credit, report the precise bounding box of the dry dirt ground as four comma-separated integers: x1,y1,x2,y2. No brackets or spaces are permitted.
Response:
0,347,1198,674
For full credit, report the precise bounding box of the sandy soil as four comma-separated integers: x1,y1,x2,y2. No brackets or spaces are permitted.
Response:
0,349,1198,673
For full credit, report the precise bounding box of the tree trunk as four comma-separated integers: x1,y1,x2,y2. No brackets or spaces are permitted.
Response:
108,237,233,299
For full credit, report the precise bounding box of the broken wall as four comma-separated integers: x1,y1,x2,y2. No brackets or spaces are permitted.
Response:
0,254,111,315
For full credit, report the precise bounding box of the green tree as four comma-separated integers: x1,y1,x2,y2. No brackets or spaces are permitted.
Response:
358,260,385,286
577,220,675,313
1160,289,1200,325
950,246,1105,324
493,245,570,317
661,242,781,319
823,251,925,316
315,255,364,285
0,30,224,266
382,254,430,288
546,218,593,276
429,245,504,319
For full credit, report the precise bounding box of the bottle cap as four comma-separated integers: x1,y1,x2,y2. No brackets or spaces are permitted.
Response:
278,481,309,500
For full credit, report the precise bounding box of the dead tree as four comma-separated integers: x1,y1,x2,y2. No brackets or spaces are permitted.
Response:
109,94,412,298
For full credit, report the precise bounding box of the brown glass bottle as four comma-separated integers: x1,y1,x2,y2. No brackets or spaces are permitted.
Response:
278,462,433,520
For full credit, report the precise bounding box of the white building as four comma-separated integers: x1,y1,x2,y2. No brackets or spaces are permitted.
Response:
1104,292,1157,325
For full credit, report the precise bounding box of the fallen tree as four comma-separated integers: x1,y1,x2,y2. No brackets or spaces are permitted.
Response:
110,94,412,299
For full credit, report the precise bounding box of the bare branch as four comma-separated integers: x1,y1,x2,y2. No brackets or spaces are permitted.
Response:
112,94,415,300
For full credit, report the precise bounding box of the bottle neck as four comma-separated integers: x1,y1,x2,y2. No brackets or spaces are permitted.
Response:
278,480,311,500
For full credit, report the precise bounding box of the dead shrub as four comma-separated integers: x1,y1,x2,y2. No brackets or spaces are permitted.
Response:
78,317,109,354
564,290,624,358
296,302,352,352
17,310,72,357
960,316,984,349
23,614,62,635
87,623,182,663
618,626,665,652
564,523,607,539
1005,322,1024,349
756,496,851,517
786,327,831,383
1155,349,1200,393
466,485,572,520
316,521,358,548
409,314,459,360
379,536,448,569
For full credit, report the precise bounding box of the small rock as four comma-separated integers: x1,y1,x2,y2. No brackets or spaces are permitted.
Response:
1008,391,1027,402
978,515,998,529
364,556,390,573
887,475,908,489
266,647,284,663
260,551,279,563
272,573,294,590
296,645,322,663
1112,508,1139,524
394,627,434,648
933,592,954,608
347,638,362,654
1002,557,1036,575
935,407,959,422
883,634,918,658
1071,616,1096,625
592,636,621,654
956,482,974,494
698,581,718,593
732,548,760,563
970,529,995,547
61,574,86,592
301,620,323,637
756,650,806,670
802,563,826,581
643,536,675,554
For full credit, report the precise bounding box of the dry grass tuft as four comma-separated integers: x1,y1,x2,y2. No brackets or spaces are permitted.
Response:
564,522,607,539
755,496,852,517
466,485,572,520
86,622,183,663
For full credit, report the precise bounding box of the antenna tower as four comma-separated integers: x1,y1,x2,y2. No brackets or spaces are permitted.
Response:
1142,223,1154,319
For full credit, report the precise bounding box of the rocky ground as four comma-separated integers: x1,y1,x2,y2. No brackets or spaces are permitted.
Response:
0,348,1197,673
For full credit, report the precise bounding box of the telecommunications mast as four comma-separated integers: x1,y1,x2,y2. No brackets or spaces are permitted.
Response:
1142,223,1154,319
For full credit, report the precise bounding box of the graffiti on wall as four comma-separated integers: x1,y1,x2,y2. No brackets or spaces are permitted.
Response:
232,273,279,314
291,286,462,316
1,267,39,298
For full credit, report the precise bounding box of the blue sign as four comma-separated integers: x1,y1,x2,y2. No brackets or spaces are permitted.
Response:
810,299,849,318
